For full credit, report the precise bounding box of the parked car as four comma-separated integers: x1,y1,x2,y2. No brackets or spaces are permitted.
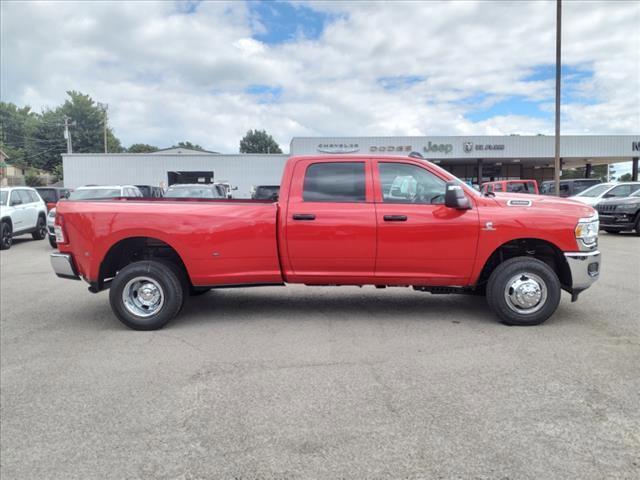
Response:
481,180,539,195
569,182,640,206
251,185,280,200
35,187,72,211
165,183,226,199
214,181,237,199
1,186,48,250
51,155,601,330
595,189,640,235
47,185,143,248
540,179,601,197
135,185,164,198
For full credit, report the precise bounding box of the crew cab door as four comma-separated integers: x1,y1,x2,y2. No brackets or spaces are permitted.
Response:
373,160,480,285
9,191,29,231
284,159,376,281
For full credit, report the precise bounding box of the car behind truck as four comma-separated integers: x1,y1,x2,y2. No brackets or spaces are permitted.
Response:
51,155,601,330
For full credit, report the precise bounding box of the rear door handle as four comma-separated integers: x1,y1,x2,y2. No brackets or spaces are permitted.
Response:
292,213,316,221
383,215,407,222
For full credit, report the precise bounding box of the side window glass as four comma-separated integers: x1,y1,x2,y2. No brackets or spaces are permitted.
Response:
494,184,503,192
610,186,629,197
18,190,32,204
303,162,366,202
10,191,22,205
29,191,41,203
378,163,446,204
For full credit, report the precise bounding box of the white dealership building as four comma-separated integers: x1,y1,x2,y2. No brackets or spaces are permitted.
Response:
63,135,639,197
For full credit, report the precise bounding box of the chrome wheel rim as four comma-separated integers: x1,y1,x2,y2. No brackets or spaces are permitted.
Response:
121,276,164,318
504,272,547,315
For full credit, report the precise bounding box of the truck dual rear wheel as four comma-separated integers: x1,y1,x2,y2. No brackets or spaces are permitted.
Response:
109,260,185,330
486,257,561,326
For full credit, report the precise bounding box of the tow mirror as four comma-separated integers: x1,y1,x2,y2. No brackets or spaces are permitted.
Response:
444,181,471,210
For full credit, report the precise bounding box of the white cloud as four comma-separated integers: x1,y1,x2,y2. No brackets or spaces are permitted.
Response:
1,0,638,153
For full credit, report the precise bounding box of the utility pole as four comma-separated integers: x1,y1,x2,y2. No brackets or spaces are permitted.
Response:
554,0,562,195
98,102,108,153
62,116,76,154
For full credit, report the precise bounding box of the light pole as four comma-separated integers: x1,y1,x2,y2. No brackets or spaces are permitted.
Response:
554,0,562,195
98,102,108,153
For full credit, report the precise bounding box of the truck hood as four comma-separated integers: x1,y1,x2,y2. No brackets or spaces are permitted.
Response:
491,192,596,218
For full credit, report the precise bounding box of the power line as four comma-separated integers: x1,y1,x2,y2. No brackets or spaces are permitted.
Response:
1,132,65,146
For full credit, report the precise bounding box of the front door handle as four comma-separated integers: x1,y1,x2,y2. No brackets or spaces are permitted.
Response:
292,213,316,221
383,215,407,222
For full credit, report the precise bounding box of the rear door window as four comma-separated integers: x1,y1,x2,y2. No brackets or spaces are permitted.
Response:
303,162,366,202
17,190,32,204
27,190,41,203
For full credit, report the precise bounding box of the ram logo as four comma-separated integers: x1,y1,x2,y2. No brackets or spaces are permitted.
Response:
463,141,474,153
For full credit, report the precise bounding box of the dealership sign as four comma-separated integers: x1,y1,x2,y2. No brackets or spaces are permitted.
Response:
423,141,453,154
369,145,413,153
463,141,505,153
317,143,360,154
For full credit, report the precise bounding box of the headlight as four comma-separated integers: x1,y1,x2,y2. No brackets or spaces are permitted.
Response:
616,203,640,213
48,208,56,218
575,214,599,248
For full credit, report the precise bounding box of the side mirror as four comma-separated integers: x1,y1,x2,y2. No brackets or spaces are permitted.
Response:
232,186,238,191
444,181,471,210
10,198,22,206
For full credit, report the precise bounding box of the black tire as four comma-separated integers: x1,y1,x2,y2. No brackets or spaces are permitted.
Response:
604,228,621,234
190,286,212,296
634,215,640,237
32,215,47,240
1,222,12,250
486,257,561,326
109,260,185,330
48,235,57,248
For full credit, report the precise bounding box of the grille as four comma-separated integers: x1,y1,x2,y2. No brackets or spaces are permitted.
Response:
597,204,617,213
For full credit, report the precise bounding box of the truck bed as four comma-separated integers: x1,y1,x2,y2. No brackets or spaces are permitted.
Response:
56,198,283,286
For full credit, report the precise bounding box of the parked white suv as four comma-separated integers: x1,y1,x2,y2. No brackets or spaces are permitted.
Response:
47,185,143,248
1,187,48,250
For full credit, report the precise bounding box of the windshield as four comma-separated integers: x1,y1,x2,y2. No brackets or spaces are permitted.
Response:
631,190,640,198
0,191,7,206
69,188,121,200
165,186,222,198
575,184,611,198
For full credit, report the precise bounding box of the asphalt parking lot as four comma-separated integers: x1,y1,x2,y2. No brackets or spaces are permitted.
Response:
1,233,639,479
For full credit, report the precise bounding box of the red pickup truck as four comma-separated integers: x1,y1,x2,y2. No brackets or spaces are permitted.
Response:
51,155,601,330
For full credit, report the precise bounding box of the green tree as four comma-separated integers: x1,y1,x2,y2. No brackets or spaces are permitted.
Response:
173,141,205,151
617,173,632,182
60,91,122,156
24,170,45,187
239,129,282,154
128,143,159,153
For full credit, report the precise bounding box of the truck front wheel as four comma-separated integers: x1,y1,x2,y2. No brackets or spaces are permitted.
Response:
109,260,185,330
486,257,561,326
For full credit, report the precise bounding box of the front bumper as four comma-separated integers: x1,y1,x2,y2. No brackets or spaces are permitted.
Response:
564,251,601,294
599,213,636,229
50,253,80,280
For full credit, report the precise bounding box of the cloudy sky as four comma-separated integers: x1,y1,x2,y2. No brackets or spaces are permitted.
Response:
1,0,639,154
